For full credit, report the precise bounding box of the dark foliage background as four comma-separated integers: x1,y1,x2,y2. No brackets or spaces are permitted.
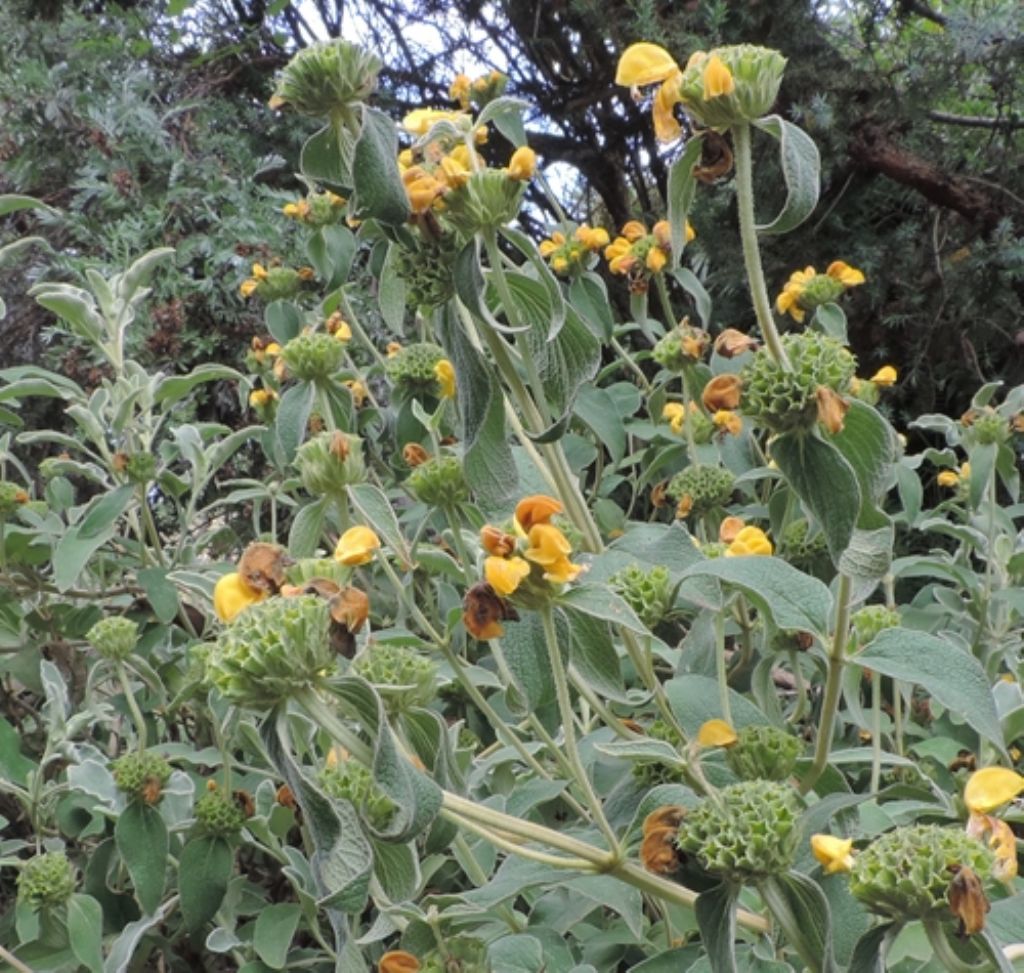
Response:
2,0,1022,420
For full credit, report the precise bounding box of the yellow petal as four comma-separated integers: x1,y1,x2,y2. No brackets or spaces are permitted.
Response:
615,42,680,86
434,358,456,399
826,261,866,287
702,54,735,99
484,555,531,596
334,525,381,566
964,767,1024,814
652,78,683,143
507,146,536,181
937,469,960,488
725,526,773,557
697,719,738,748
810,834,855,874
213,572,266,623
870,365,897,387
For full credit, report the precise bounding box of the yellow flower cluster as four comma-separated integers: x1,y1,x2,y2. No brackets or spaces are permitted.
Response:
538,224,610,275
604,219,693,277
937,462,970,489
776,261,865,323
281,191,345,224
448,69,507,110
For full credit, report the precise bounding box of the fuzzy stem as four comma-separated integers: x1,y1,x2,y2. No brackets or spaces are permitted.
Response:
116,661,148,750
731,122,790,371
800,572,853,794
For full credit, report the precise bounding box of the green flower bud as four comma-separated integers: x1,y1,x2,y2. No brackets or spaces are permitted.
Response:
610,564,673,628
17,852,76,909
849,604,901,651
800,274,846,310
443,168,526,235
281,332,346,382
407,454,468,506
294,431,366,497
725,725,803,782
393,234,460,312
86,616,139,661
780,519,830,576
319,758,395,830
422,937,489,972
667,464,735,516
387,342,446,398
195,786,248,837
352,644,437,711
677,780,801,881
112,750,172,804
632,718,686,788
253,266,310,302
677,45,787,129
741,332,856,434
0,481,29,516
652,324,708,372
271,39,381,121
849,825,993,920
125,452,157,485
965,409,1010,447
202,595,335,709
286,557,349,587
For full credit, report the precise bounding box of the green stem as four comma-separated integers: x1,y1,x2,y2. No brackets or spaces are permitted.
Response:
610,337,652,392
800,572,853,794
714,611,732,725
116,661,147,750
923,920,989,973
442,505,474,584
654,272,676,328
731,122,790,371
377,555,446,645
870,669,882,794
540,606,621,858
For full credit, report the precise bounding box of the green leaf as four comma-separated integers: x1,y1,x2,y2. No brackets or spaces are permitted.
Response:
670,267,712,329
568,273,614,340
103,909,165,973
492,610,553,714
557,584,647,634
265,300,303,345
666,135,705,267
0,193,57,217
78,485,134,540
300,123,350,188
848,923,896,973
831,400,897,506
306,225,356,291
274,381,315,464
752,116,821,234
665,674,778,735
154,364,241,406
475,96,529,144
178,835,233,933
253,902,301,970
759,872,836,973
53,523,118,592
695,882,739,973
0,717,35,786
856,628,1004,748
115,802,168,915
377,244,407,330
838,523,894,585
488,934,545,973
532,306,599,420
967,441,997,509
772,430,860,561
346,483,410,568
813,303,848,343
67,894,104,973
679,557,832,638
136,568,180,624
565,609,629,702
370,839,420,903
288,498,329,558
435,303,517,511
500,226,566,339
352,107,410,225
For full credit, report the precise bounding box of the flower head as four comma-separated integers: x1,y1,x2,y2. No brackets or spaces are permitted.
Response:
702,373,743,412
507,146,537,181
524,523,582,584
776,262,866,323
484,555,531,596
725,526,773,557
334,526,381,566
964,767,1024,815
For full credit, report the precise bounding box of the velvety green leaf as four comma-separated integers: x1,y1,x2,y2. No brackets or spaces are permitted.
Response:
78,485,134,540
475,96,529,144
967,441,997,508
435,302,517,511
666,135,705,266
532,306,600,421
352,107,409,225
574,386,627,464
670,267,711,328
115,801,168,915
300,123,350,188
370,839,420,903
53,522,118,592
377,244,407,331
501,226,566,339
346,483,410,567
557,584,647,634
306,225,356,291
136,568,179,624
274,381,315,464
813,303,848,343
837,523,894,584
0,717,35,786
679,557,832,638
288,497,329,559
494,610,554,714
856,628,1003,748
772,430,860,561
568,273,614,340
847,924,896,973
753,116,821,234
488,934,545,973
831,400,897,505
759,872,836,973
265,300,303,344
253,902,301,969
665,674,779,735
695,882,739,973
179,835,233,933
103,909,166,973
0,193,57,217
154,364,241,406
68,893,104,973
565,609,629,702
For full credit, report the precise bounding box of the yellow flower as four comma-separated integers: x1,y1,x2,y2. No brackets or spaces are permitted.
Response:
439,153,471,189
386,341,403,358
645,246,667,273
402,166,446,214
621,220,647,242
702,374,742,412
252,262,269,281
249,388,277,408
712,409,742,435
963,766,1024,814
697,718,738,748
552,256,568,273
604,236,635,275
826,260,866,287
810,834,855,875
239,278,259,299
401,108,466,136
434,358,456,399
449,73,471,108
524,524,581,584
575,225,609,251
515,495,563,532
662,402,686,434
702,54,735,98
334,526,381,566
775,266,815,322
484,555,531,596
937,470,960,488
213,572,267,623
870,365,897,387
397,148,414,170
265,342,281,357
725,526,773,557
344,379,368,406
507,146,537,181
615,42,685,143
